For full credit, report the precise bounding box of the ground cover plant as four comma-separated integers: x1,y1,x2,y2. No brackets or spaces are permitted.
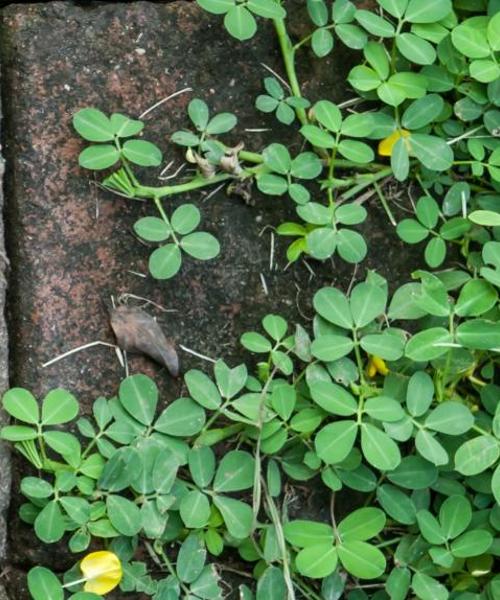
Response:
1,0,500,598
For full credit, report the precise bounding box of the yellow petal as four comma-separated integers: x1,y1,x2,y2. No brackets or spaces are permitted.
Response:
366,359,377,378
378,129,410,157
81,551,122,595
372,355,389,376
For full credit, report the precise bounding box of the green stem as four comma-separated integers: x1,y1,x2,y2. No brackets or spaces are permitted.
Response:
273,18,308,126
340,167,393,202
135,172,233,200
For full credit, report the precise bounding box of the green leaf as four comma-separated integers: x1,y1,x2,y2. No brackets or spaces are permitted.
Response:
171,204,201,235
28,567,64,600
348,65,381,91
455,435,499,475
73,108,114,142
406,371,434,417
206,112,237,135
470,59,500,83
155,397,206,436
377,484,416,525
34,501,65,543
338,540,386,579
149,243,182,279
391,137,410,181
177,533,207,583
296,545,338,579
119,374,158,426
396,33,436,65
134,216,171,242
311,334,354,362
415,429,449,466
60,497,90,525
247,0,286,19
214,450,255,492
180,490,211,528
79,145,120,170
402,94,444,129
336,229,367,263
224,4,257,39
405,0,451,23
256,566,286,600
350,282,387,328
388,283,427,319
284,520,333,548
214,360,247,398
188,98,210,131
300,124,336,148
452,19,490,58
106,494,142,536
314,287,352,329
488,11,500,51
386,567,411,600
189,446,216,488
363,396,405,421
412,573,448,600
185,369,222,410
110,113,144,138
241,332,272,353
425,402,473,435
355,10,395,37
21,477,53,499
396,219,429,243
263,143,291,174
377,0,408,18
456,319,500,350
41,389,79,425
3,388,39,423
310,380,357,416
451,530,493,557
337,140,374,164
197,0,234,15
213,496,253,538
337,507,386,541
416,510,446,544
43,431,80,459
257,173,288,195
312,28,334,57
340,114,374,138
181,232,220,260
424,237,446,268
315,420,357,464
263,314,287,341
290,152,323,179
335,203,367,225
416,197,439,229
0,425,37,441
122,140,162,167
389,72,427,99
171,130,201,146
361,423,401,471
469,209,500,227
378,81,407,107
409,134,454,171
405,327,453,361
313,100,342,132
439,495,471,539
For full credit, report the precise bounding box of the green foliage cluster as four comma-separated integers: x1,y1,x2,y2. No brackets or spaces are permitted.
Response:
4,0,500,599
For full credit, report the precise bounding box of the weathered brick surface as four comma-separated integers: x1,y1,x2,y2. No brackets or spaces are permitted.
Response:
0,2,416,597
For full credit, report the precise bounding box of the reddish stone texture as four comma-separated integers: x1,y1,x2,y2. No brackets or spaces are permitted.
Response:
0,1,418,597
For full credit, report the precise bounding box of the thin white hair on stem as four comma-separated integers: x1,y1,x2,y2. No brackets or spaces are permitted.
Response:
42,341,120,368
179,344,216,363
139,87,193,119
159,163,186,181
260,272,269,295
260,62,291,92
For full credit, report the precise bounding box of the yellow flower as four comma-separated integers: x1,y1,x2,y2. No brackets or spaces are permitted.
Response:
378,129,410,157
366,355,389,378
81,551,122,595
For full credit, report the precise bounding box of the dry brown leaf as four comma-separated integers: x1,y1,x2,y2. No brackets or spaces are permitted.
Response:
110,305,179,376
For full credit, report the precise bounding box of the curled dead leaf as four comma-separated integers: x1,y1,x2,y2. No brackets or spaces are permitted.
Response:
110,305,179,376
